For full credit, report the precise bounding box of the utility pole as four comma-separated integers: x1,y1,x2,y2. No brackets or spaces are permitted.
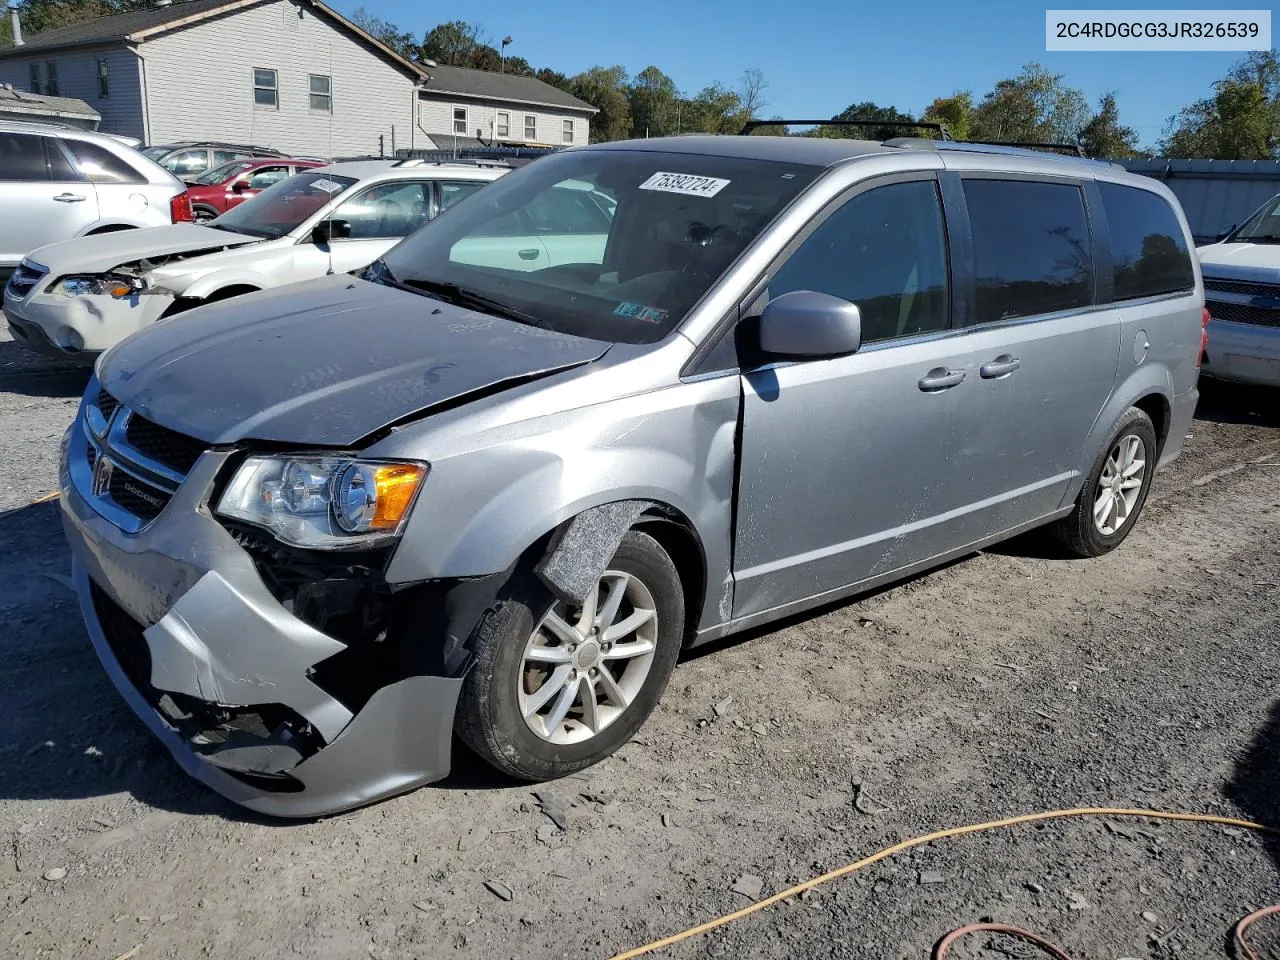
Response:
500,36,512,73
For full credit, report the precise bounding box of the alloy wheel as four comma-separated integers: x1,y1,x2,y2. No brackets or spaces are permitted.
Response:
1093,433,1147,536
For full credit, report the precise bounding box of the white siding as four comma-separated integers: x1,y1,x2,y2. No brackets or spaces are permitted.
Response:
141,0,416,156
0,47,145,140
418,96,591,148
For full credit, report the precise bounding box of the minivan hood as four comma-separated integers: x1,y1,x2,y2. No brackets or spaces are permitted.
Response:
28,224,261,274
1197,241,1280,280
97,275,610,445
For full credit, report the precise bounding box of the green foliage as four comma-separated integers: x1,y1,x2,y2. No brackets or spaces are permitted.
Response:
1161,49,1280,158
970,62,1089,144
816,101,918,140
1078,93,1141,158
1,0,150,45
921,93,973,141
569,65,632,143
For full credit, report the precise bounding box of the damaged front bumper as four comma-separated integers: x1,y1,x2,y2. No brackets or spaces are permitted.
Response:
5,285,169,356
58,411,465,818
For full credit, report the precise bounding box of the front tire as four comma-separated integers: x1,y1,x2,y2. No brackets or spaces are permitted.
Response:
456,530,685,781
1051,407,1157,557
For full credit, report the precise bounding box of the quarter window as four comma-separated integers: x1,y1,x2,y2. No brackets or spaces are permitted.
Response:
309,74,332,112
253,68,278,108
562,118,574,144
97,58,109,98
964,179,1092,323
769,179,951,343
0,132,51,181
524,114,536,140
453,106,467,135
438,180,485,213
496,111,509,138
64,139,144,184
1098,182,1194,300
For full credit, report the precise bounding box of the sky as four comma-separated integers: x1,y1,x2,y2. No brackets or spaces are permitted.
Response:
330,0,1257,149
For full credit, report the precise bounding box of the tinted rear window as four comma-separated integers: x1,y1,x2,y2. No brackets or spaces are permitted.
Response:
64,139,145,184
1098,182,1194,300
964,179,1093,323
0,132,49,181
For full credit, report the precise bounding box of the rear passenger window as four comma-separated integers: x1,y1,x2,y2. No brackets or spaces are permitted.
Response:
769,179,950,343
963,179,1092,323
1098,182,1194,300
64,140,144,184
0,132,50,181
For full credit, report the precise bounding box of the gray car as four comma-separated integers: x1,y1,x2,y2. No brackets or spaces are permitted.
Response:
0,120,188,286
58,135,1204,817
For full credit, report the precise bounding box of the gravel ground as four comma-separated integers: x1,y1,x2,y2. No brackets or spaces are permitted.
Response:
2,326,1279,960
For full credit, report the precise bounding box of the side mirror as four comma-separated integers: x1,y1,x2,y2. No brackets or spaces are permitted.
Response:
755,290,862,360
310,219,351,244
230,179,250,194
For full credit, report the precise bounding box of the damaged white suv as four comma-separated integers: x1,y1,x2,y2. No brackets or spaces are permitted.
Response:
3,159,505,359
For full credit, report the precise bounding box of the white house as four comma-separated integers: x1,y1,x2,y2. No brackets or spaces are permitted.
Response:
0,0,596,156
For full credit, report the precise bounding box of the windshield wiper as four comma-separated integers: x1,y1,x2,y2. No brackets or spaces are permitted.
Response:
400,277,552,329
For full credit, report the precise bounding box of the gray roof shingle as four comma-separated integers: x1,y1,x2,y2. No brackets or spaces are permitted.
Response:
0,0,239,57
0,84,101,118
418,63,596,114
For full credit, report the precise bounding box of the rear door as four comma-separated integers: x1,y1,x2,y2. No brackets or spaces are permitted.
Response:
0,132,98,267
61,137,151,227
949,174,1121,534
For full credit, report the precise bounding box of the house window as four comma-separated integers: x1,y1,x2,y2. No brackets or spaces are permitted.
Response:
495,111,509,138
309,74,331,112
97,58,109,98
45,60,58,96
253,68,278,108
28,60,57,95
524,114,536,141
28,62,40,94
562,118,574,144
453,106,467,135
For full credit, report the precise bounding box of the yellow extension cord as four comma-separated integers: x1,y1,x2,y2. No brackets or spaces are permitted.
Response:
608,807,1278,959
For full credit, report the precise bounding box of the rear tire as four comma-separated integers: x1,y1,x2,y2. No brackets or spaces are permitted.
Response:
456,530,684,781
1051,407,1157,558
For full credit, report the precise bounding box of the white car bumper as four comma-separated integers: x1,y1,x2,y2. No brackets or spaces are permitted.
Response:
1203,317,1280,387
3,282,170,357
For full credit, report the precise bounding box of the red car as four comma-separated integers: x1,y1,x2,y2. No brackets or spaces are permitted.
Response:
184,157,325,221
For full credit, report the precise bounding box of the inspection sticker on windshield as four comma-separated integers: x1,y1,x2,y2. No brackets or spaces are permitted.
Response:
615,301,668,323
638,172,731,198
310,178,345,193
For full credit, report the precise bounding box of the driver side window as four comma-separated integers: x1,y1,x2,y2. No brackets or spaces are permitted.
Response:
769,179,950,344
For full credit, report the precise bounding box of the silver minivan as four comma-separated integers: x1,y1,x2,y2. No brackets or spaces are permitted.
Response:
0,120,187,288
59,135,1205,816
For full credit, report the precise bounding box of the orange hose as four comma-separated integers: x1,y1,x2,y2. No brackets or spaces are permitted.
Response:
1235,903,1280,960
607,807,1277,959
933,922,1074,960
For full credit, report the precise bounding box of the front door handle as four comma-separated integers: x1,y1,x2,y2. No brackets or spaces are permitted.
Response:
53,193,86,203
518,248,540,260
980,355,1022,379
918,367,966,392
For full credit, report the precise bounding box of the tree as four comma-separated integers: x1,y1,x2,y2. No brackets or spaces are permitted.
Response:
971,62,1089,144
1077,93,1141,158
350,6,418,60
921,92,973,141
679,83,748,135
815,101,917,140
1162,49,1279,158
422,20,489,67
569,65,632,143
628,65,678,138
536,68,572,92
737,68,768,119
2,0,151,46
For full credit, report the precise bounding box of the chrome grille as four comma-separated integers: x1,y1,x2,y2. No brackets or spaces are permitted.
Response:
1204,278,1280,298
124,414,208,476
5,261,46,300
1207,299,1280,329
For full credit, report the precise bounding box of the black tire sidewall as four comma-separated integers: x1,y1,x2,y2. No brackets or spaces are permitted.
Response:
458,530,685,781
1074,409,1158,554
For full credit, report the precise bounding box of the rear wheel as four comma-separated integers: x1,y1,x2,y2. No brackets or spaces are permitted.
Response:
456,530,684,781
1051,407,1157,557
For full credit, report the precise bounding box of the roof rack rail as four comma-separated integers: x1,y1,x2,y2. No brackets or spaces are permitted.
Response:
739,119,953,140
391,157,510,169
883,137,1116,166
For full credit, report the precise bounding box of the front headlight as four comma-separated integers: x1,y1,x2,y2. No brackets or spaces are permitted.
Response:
52,274,143,298
216,455,428,549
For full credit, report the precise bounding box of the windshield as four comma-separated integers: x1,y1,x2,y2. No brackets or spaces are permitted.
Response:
377,150,820,344
190,160,254,186
211,171,357,238
1229,195,1280,243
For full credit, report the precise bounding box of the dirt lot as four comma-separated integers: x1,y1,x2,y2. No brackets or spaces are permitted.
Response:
2,328,1279,960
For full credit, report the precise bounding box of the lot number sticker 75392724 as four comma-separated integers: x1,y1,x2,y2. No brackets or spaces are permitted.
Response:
638,172,731,198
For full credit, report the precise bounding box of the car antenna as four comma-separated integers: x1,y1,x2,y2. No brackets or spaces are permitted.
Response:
325,41,335,276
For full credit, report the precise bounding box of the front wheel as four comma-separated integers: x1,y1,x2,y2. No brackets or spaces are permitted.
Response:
456,530,685,781
1051,407,1157,557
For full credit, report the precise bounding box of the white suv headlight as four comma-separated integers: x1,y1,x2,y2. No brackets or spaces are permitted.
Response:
216,455,427,549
